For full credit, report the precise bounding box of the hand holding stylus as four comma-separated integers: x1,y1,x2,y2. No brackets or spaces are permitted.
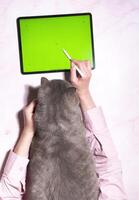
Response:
63,49,93,100
70,59,96,111
63,49,84,77
70,60,92,95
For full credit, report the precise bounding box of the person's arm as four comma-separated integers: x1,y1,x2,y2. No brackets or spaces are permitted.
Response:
0,101,35,200
14,101,35,157
83,107,127,200
70,60,127,200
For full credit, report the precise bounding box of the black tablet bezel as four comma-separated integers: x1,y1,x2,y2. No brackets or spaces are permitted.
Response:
16,12,95,74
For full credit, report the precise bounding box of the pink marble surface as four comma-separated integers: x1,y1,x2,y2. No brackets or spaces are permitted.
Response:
0,0,139,199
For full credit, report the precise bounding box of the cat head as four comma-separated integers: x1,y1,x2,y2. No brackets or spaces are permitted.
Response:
34,77,81,132
38,77,79,106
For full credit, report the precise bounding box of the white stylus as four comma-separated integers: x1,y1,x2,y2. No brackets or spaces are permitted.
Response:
63,49,84,77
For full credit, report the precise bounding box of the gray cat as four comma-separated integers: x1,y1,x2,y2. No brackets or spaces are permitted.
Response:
25,77,99,200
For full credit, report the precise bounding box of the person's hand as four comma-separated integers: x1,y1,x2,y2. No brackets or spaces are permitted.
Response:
70,60,96,111
70,60,92,96
22,100,36,138
14,100,36,156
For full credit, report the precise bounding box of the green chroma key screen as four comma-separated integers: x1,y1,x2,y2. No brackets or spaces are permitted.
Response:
17,13,95,74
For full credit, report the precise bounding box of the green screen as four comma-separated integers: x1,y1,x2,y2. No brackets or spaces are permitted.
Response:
17,13,95,74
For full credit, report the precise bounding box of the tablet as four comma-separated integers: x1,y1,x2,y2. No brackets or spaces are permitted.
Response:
17,13,95,74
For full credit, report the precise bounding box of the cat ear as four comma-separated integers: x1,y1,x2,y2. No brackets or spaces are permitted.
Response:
41,77,49,87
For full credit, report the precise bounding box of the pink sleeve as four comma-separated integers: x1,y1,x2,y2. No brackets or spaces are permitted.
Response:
0,150,29,200
83,106,128,200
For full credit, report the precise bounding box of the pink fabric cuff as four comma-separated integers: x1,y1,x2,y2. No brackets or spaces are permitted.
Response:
3,150,29,182
83,106,108,133
83,106,118,159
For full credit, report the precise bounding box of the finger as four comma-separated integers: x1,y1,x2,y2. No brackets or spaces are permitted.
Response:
72,60,86,77
70,61,78,83
71,60,80,66
86,60,92,71
82,61,92,77
74,60,90,77
72,60,84,69
25,100,36,113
